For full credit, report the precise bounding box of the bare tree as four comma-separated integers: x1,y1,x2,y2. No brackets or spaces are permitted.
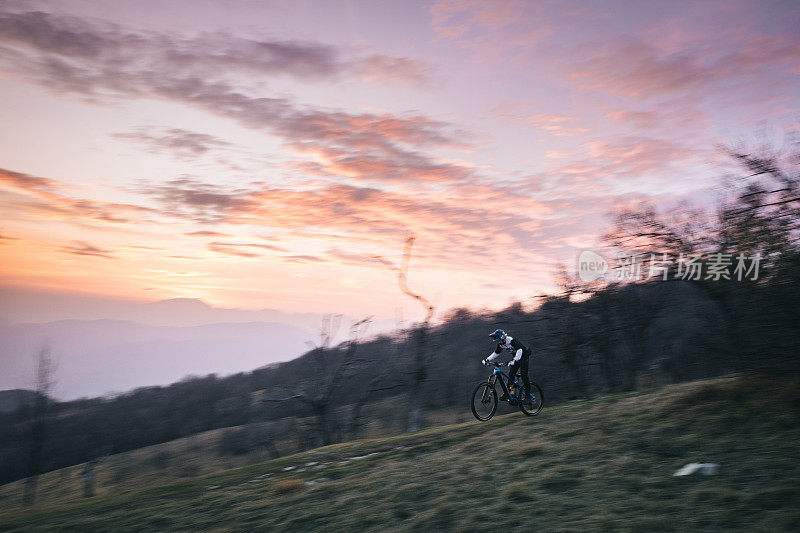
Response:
263,315,373,447
718,147,800,368
81,457,102,498
582,288,623,393
22,346,55,507
375,233,436,432
719,148,800,271
346,337,406,439
551,265,591,398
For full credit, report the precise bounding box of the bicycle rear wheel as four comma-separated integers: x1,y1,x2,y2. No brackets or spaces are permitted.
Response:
518,382,544,416
471,381,498,421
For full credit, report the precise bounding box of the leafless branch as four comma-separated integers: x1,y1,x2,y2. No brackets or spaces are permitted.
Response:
374,232,435,323
727,196,800,215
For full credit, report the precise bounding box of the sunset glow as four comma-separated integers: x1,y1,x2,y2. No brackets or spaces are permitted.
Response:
1,0,798,322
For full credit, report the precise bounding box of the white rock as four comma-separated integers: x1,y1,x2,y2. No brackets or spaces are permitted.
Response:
347,452,380,462
673,463,720,476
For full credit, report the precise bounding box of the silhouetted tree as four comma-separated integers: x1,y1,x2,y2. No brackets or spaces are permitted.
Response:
81,457,102,498
375,233,436,432
22,346,54,507
346,334,406,439
264,316,373,447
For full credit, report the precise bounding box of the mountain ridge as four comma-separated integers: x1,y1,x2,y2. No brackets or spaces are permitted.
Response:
0,318,316,400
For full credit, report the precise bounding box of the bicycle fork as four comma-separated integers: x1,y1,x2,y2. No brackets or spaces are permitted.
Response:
480,376,494,403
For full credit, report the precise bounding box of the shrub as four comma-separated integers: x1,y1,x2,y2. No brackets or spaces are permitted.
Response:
516,443,545,457
179,464,199,478
747,485,800,510
271,478,305,495
148,451,171,470
504,481,534,502
219,428,251,456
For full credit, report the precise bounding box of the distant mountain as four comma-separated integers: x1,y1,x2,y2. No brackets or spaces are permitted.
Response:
0,319,315,400
0,285,398,333
0,389,38,413
138,298,327,329
0,285,400,401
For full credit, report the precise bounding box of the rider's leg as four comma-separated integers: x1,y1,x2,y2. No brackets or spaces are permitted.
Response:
507,359,519,384
502,360,519,401
520,353,531,397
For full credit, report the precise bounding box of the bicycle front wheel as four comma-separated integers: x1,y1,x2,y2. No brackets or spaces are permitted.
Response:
519,382,544,416
471,381,498,421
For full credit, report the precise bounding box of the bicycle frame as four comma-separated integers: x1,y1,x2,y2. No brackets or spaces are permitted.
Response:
473,363,542,420
487,366,517,399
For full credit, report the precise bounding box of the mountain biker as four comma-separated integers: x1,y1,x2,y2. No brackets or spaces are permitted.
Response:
482,329,531,402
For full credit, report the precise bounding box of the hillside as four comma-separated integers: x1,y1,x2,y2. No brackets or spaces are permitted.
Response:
1,374,798,531
3,279,764,487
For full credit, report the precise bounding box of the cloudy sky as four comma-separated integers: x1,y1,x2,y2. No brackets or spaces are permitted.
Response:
1,0,798,323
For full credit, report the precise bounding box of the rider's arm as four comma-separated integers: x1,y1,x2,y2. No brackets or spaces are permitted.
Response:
485,344,502,362
510,348,523,364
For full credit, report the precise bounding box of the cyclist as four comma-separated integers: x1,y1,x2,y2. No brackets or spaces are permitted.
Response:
482,329,532,402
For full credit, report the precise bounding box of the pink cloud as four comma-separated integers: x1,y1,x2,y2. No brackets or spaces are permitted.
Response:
287,142,475,183
501,112,591,137
568,34,800,98
430,0,550,47
358,55,430,85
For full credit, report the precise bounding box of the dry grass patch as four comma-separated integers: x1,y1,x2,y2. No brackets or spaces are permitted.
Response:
539,465,583,491
688,486,740,505
504,481,535,502
271,478,305,495
516,442,546,458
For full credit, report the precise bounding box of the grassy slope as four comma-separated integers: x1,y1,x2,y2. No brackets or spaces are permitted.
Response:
1,375,798,532
0,402,472,511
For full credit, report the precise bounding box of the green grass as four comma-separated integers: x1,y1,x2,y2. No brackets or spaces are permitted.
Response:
1,374,799,532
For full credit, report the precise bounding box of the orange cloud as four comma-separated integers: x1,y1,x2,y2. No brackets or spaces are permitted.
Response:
0,168,157,225
61,241,116,259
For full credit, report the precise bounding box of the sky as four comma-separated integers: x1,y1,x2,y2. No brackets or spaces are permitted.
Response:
1,0,799,324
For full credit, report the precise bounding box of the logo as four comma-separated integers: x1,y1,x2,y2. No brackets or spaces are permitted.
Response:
577,250,608,282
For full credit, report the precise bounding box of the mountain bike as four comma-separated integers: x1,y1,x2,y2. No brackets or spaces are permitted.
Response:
471,361,543,421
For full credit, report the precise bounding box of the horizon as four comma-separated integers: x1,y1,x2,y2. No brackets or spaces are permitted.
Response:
0,284,518,401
